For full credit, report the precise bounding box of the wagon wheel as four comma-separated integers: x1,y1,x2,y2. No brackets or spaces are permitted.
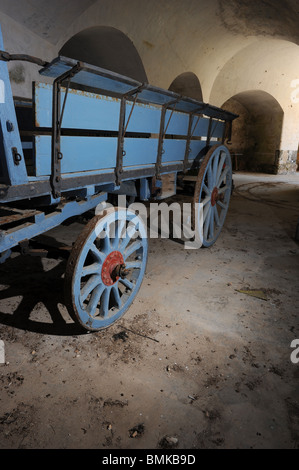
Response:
64,207,148,331
192,144,232,247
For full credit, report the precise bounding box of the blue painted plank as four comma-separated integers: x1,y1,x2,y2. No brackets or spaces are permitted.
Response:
191,117,209,138
191,117,225,139
210,120,225,139
162,140,187,163
35,136,118,176
162,139,207,164
189,140,207,160
123,138,158,166
125,102,161,134
35,83,121,130
164,110,189,136
35,136,161,176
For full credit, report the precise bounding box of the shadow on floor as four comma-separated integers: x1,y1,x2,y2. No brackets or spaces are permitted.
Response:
0,253,86,336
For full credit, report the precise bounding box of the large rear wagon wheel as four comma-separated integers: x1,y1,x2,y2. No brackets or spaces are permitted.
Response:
192,144,232,247
64,207,148,331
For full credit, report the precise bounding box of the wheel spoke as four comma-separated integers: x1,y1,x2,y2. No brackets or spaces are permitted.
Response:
125,260,142,269
119,224,137,252
203,201,211,223
82,262,102,277
81,275,102,303
204,207,212,239
102,232,111,254
218,185,228,195
209,208,215,239
100,288,110,318
218,167,229,187
112,218,126,249
217,200,228,210
212,152,220,184
214,205,220,227
119,278,134,291
87,284,105,317
203,183,211,196
216,153,227,185
201,195,211,207
111,285,122,309
124,240,143,260
89,244,105,263
207,165,213,191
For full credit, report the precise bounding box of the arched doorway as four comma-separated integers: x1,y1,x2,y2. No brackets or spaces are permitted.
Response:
169,72,203,101
222,91,284,173
60,26,148,82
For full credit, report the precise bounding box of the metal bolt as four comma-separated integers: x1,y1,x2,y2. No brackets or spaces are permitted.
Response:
6,121,14,132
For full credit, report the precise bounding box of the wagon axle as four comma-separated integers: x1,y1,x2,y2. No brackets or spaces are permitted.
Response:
211,187,225,207
101,250,128,286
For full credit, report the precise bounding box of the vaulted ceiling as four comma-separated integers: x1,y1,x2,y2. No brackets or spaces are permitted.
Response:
0,0,96,43
0,0,298,46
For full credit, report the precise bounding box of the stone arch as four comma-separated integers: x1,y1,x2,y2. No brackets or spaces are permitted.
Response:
60,26,148,82
169,72,203,101
222,90,284,173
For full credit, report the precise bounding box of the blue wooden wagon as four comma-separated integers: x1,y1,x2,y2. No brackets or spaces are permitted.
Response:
0,27,237,331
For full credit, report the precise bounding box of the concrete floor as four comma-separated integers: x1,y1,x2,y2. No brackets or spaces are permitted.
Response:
0,172,298,449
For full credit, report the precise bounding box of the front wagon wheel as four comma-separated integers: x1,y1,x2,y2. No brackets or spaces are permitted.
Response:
64,207,148,331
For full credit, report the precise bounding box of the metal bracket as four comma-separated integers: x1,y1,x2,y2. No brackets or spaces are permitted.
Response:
183,109,204,172
156,98,181,178
50,62,82,199
206,117,213,147
224,120,233,144
115,84,145,185
116,97,127,186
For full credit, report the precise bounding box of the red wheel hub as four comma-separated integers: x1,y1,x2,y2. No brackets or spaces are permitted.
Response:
211,187,219,207
101,251,125,286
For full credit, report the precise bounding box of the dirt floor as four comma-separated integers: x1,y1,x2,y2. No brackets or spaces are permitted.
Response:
0,172,298,450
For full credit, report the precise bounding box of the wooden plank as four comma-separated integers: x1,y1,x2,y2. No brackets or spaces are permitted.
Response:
34,136,160,176
190,117,225,139
162,139,206,163
123,138,158,166
164,109,189,136
34,82,121,131
35,136,117,176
